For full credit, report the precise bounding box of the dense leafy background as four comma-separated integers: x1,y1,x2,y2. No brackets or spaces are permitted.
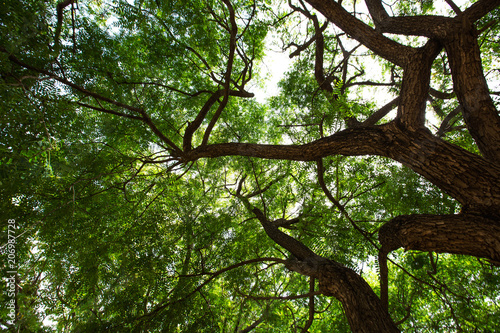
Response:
1,0,499,331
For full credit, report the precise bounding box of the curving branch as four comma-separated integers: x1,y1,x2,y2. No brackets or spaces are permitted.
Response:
288,22,328,58
1,47,183,155
241,197,399,332
200,0,240,147
462,0,500,23
436,106,462,137
182,89,253,151
366,0,500,38
304,0,414,67
252,206,320,261
300,277,316,333
184,122,500,216
54,0,76,51
135,257,286,322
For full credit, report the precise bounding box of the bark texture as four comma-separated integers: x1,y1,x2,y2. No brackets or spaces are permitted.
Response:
444,27,500,163
185,123,500,216
253,207,400,332
317,261,400,333
379,214,500,265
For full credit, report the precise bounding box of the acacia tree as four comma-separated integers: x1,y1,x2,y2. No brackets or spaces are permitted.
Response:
1,0,499,331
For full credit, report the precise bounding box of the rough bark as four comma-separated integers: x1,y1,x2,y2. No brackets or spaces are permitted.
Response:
398,41,441,129
365,0,500,38
316,261,400,333
284,258,400,332
252,207,400,332
185,122,500,216
379,214,500,265
304,0,414,67
443,27,500,164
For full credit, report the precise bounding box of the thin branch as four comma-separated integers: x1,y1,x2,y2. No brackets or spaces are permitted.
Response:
54,0,76,50
135,257,286,322
429,88,454,100
238,305,268,333
76,102,144,120
316,159,374,243
245,174,287,198
113,78,209,97
445,0,462,14
237,290,321,301
183,89,254,151
301,277,316,333
201,0,239,146
358,96,400,127
436,106,462,137
1,48,183,154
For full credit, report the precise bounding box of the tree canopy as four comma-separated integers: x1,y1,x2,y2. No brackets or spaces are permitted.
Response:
1,0,499,331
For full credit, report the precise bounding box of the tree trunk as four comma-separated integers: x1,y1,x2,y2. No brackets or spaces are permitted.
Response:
284,258,400,332
317,261,400,332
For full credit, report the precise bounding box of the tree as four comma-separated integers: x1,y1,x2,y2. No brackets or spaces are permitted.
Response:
1,0,499,331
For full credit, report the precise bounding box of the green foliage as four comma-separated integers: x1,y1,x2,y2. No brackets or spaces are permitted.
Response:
0,0,499,332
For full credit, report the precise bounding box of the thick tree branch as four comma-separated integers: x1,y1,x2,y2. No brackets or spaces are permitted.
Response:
379,214,500,265
463,0,500,23
443,25,500,163
304,0,414,67
316,261,400,332
429,87,454,100
398,40,441,129
185,122,500,215
365,0,500,38
378,250,389,312
375,0,500,162
291,1,335,95
364,0,389,25
248,202,399,332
